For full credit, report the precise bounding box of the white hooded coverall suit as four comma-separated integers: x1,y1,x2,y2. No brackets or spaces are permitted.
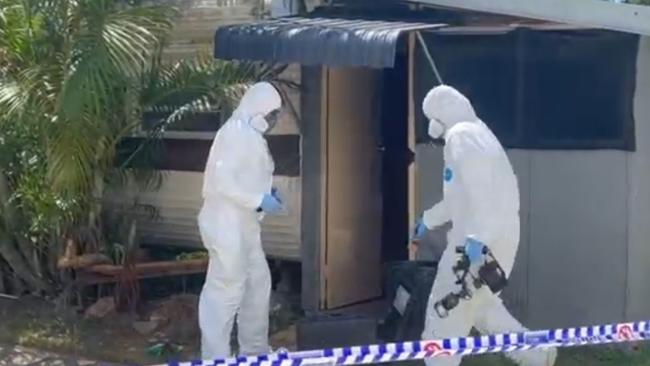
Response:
421,86,557,366
198,82,281,360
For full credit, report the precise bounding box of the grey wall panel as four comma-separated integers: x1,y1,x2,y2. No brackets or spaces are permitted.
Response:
415,144,445,213
501,150,532,323
626,36,650,321
527,151,628,328
414,144,447,261
414,148,630,328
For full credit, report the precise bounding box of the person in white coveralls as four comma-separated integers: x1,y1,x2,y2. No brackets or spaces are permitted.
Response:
198,82,283,360
413,85,557,366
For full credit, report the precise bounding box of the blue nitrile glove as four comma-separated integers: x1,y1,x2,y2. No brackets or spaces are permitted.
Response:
464,237,485,264
411,218,427,241
271,187,283,204
260,193,282,214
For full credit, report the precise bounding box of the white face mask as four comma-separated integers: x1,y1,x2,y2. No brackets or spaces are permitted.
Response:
249,114,270,133
265,109,280,132
249,110,280,134
428,118,445,139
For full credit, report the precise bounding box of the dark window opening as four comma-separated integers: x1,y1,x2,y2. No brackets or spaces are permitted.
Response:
523,30,638,149
142,111,224,132
415,32,519,146
380,49,410,263
415,29,639,151
116,135,300,175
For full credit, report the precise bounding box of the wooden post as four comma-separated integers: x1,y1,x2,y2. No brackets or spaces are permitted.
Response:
407,33,419,261
319,67,329,309
299,65,329,313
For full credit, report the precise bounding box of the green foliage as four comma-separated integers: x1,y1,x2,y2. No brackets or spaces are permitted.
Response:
0,0,178,293
0,0,285,295
0,115,75,244
175,250,208,261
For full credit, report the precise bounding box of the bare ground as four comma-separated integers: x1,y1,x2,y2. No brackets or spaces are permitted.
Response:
1,296,649,366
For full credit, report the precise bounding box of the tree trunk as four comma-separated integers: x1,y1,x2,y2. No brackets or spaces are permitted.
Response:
0,236,49,293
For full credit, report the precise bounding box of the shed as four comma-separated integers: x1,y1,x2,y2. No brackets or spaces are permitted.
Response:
210,0,650,330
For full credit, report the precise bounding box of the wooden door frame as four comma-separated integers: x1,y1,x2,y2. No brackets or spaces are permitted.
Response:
300,55,419,311
407,33,419,260
300,65,328,313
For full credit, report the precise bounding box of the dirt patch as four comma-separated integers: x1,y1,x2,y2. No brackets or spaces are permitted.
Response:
0,292,300,365
6,295,647,366
0,296,166,364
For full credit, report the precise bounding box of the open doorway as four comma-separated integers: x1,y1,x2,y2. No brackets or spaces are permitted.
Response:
380,50,411,264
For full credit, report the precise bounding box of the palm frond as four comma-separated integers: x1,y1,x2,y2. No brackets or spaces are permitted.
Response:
0,80,30,117
140,50,291,134
48,1,176,194
47,116,99,195
0,0,183,294
56,1,174,119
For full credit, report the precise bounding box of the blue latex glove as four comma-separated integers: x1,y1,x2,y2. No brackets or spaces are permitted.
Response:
260,193,283,214
271,187,282,203
464,237,486,264
411,218,428,241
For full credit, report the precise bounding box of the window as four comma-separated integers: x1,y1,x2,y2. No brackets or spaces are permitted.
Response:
415,28,639,150
142,111,225,133
415,31,519,145
523,30,638,149
130,108,300,175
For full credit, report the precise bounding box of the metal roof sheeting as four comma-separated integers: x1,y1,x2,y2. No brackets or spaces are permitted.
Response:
433,23,591,35
214,17,445,68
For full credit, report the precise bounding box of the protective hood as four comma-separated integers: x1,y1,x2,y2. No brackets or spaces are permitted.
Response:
422,85,479,132
232,82,282,133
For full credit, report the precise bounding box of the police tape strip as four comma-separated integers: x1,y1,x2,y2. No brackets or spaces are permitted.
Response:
162,321,650,366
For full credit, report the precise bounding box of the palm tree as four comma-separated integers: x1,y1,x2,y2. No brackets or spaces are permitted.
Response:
0,0,289,294
0,0,179,293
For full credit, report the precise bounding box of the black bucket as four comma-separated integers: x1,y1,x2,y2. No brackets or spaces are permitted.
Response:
296,313,377,350
379,261,437,343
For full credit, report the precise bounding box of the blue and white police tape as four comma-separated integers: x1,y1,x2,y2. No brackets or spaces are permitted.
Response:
162,320,649,366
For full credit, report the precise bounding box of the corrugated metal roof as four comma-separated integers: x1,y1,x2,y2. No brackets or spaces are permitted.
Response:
214,17,445,68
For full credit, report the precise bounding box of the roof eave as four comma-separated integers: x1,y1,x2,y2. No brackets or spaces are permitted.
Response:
409,0,650,36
